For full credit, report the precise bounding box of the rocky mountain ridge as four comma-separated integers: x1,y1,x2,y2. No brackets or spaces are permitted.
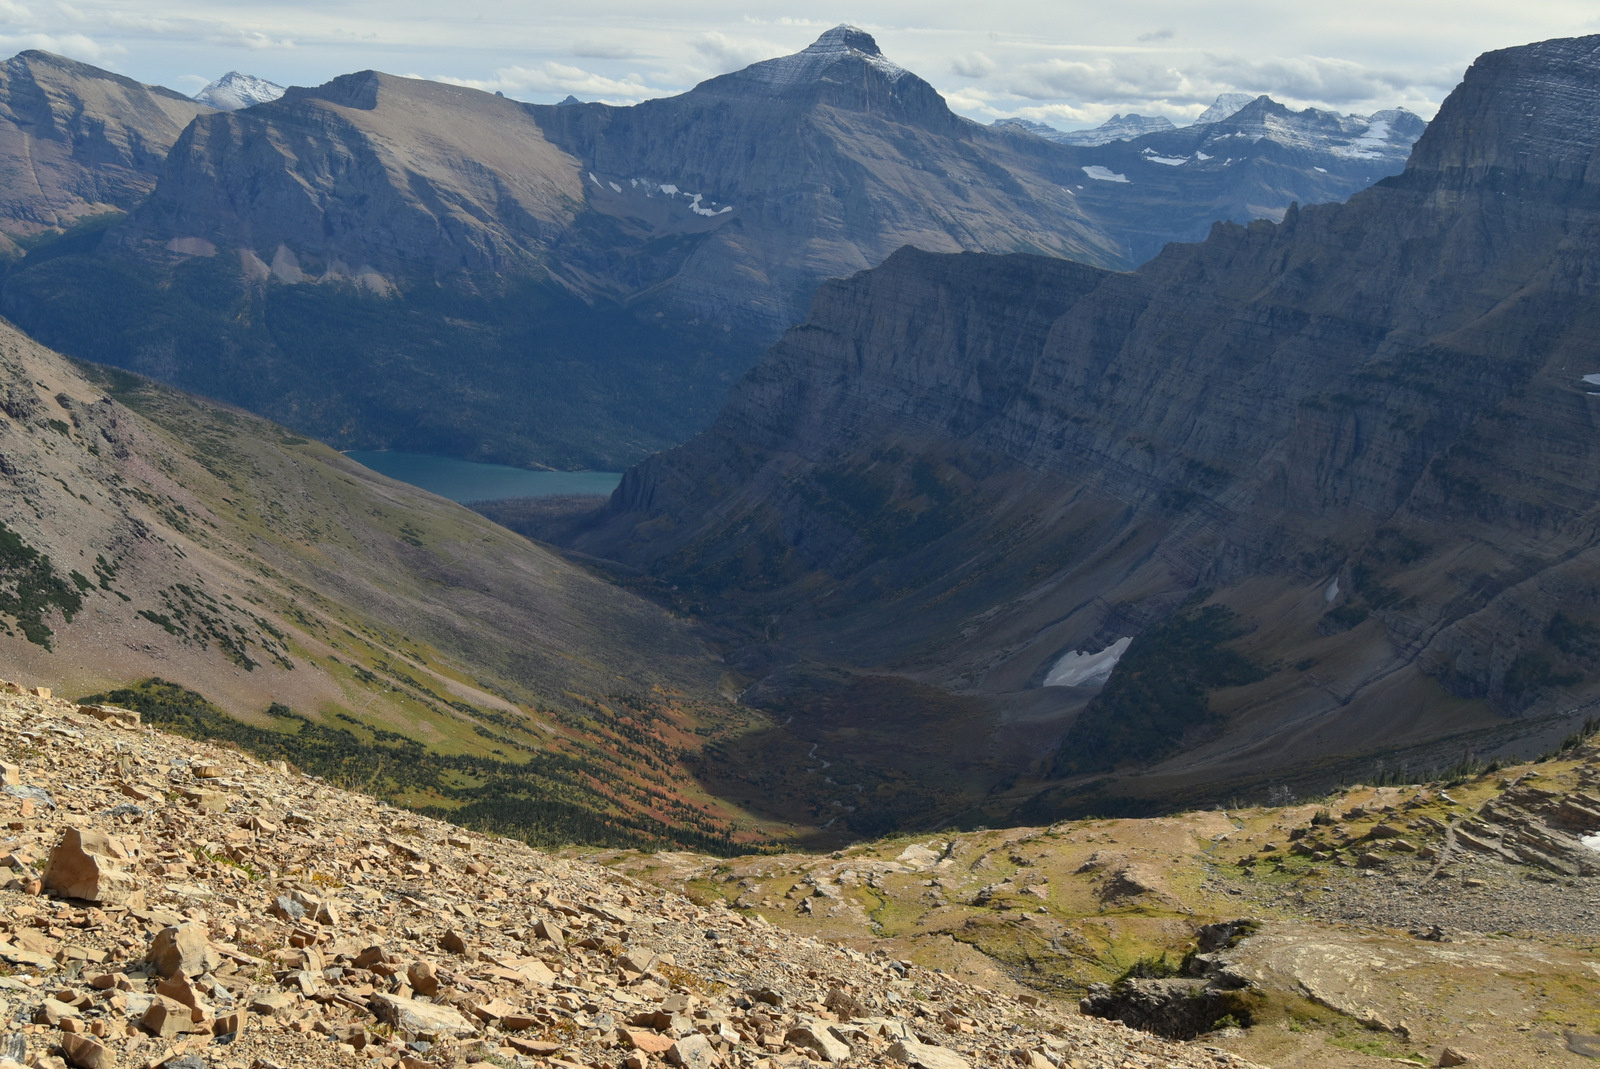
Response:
0,52,212,257
558,33,1600,820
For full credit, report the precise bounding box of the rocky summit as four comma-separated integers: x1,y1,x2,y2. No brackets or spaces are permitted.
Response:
559,34,1600,821
0,682,1262,1069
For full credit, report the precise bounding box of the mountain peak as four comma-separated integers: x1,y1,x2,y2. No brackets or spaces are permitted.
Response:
1193,92,1260,125
807,24,883,56
194,70,285,111
723,22,908,92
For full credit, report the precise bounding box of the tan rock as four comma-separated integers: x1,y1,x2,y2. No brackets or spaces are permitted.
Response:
787,1020,851,1062
666,1034,716,1069
441,929,468,954
624,1030,676,1054
0,760,18,786
212,1010,247,1037
406,961,440,996
369,993,478,1038
888,1039,971,1069
42,828,144,907
534,918,565,950
247,992,299,1017
147,923,219,978
180,789,229,814
1438,1048,1471,1067
35,997,81,1026
59,1033,116,1069
141,995,203,1038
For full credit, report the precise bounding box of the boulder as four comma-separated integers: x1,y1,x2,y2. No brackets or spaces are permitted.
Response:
369,993,478,1038
666,1034,716,1069
887,1039,972,1069
147,923,220,978
787,1019,852,1062
42,828,144,907
59,1034,116,1069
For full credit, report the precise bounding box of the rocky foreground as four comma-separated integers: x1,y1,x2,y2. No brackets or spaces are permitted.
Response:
0,682,1258,1069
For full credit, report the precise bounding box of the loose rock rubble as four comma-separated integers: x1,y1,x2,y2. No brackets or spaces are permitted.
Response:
0,682,1261,1069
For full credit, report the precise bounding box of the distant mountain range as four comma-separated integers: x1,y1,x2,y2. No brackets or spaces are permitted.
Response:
561,34,1600,823
0,28,1426,469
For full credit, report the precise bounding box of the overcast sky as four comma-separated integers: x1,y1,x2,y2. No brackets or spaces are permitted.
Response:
3,1,1597,128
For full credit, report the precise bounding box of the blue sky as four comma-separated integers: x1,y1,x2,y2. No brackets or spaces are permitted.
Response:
3,1,1597,127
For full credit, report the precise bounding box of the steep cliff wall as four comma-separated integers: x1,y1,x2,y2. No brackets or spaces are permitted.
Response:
571,35,1600,814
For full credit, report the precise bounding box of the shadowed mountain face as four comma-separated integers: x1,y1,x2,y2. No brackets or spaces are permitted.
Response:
0,29,1415,470
0,51,212,255
563,35,1600,822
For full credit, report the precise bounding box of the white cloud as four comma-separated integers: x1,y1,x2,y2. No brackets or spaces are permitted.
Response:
0,1,1590,124
690,31,784,74
437,62,659,105
950,51,996,78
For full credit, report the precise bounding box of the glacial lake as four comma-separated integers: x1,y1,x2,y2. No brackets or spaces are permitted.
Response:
344,450,622,503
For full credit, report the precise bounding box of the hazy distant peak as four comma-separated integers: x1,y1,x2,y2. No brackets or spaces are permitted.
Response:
995,112,1177,146
1193,92,1259,125
195,71,285,111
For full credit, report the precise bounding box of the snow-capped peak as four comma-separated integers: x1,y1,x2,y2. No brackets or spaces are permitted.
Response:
194,71,285,111
1193,93,1258,125
735,24,908,90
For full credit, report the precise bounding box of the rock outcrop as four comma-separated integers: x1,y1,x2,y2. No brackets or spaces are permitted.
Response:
568,34,1600,811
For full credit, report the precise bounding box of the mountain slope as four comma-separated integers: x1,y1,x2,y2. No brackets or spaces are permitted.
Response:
0,50,212,255
561,34,1600,822
0,316,766,846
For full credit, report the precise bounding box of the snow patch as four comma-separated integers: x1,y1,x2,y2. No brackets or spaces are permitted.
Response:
1582,832,1600,853
1081,165,1129,184
1325,578,1340,603
1044,637,1132,688
1314,166,1328,173
659,183,680,195
588,173,602,187
1582,373,1600,386
1144,155,1187,166
1195,152,1212,161
688,193,732,217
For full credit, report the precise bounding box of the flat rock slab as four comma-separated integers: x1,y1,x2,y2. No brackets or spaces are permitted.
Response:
369,993,478,1038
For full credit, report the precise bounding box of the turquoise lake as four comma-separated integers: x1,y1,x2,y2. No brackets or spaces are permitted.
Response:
344,450,622,503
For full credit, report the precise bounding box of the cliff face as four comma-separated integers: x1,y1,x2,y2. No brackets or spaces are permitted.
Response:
571,35,1600,812
0,51,211,253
